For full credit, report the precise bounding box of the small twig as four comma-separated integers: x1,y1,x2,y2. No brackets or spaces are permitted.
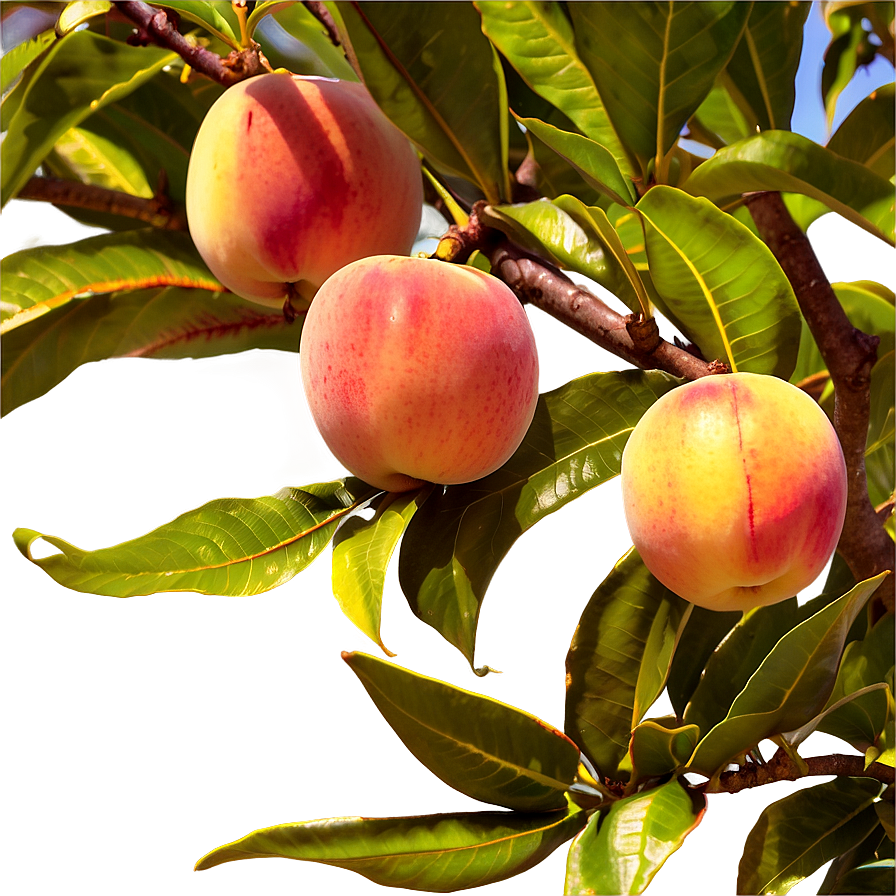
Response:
745,192,894,614
17,176,187,231
705,747,895,794
303,1,342,48
117,1,268,86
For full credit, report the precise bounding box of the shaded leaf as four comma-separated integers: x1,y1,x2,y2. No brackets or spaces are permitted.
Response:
1,30,177,206
822,10,879,130
13,480,374,597
343,652,580,812
195,805,586,891
819,824,894,895
569,2,749,169
684,130,896,244
687,575,887,777
1,229,221,328
724,1,809,131
155,1,240,48
783,684,890,753
476,0,633,174
636,185,802,377
830,859,896,895
0,28,55,94
565,778,705,895
2,286,297,417
689,79,753,148
398,371,680,668
335,1,509,202
629,719,700,782
519,122,604,207
331,492,419,656
737,777,882,895
565,548,689,779
827,82,895,179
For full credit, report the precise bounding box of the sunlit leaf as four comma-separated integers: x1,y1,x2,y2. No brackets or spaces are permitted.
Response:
827,83,895,180
738,777,883,895
1,30,177,206
636,186,802,377
13,480,374,597
155,1,240,48
335,1,509,202
519,123,604,207
629,719,700,782
684,131,896,244
55,1,112,36
0,28,55,95
689,79,753,148
687,574,887,777
476,0,633,175
343,652,580,812
1,285,297,417
569,2,749,170
195,804,586,891
566,779,705,895
398,371,679,668
331,492,419,656
565,548,689,780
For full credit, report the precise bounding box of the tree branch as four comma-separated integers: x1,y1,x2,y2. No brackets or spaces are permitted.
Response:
116,1,269,86
706,746,895,794
17,176,187,230
745,192,894,614
303,1,342,49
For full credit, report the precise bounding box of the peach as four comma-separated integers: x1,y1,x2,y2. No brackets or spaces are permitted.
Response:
621,372,847,611
185,72,422,308
300,256,539,492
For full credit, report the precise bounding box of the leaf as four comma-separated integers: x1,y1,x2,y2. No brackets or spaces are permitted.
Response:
343,652,580,812
827,82,895,179
830,859,896,895
1,228,223,329
565,548,690,780
1,284,297,417
629,719,701,782
689,79,753,147
398,371,680,668
822,10,878,130
0,28,55,94
331,492,418,656
519,123,604,207
569,2,750,169
245,1,294,37
514,116,637,206
565,779,705,895
195,805,586,891
1,30,177,206
737,777,883,895
723,1,810,131
475,0,633,175
686,574,888,778
13,480,374,598
635,186,802,377
335,1,509,202
819,824,894,895
155,1,240,48
482,199,644,313
684,131,896,245
56,1,112,36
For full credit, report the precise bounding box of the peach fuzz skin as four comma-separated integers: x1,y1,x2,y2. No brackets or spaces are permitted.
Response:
185,72,422,307
300,256,540,493
621,372,847,612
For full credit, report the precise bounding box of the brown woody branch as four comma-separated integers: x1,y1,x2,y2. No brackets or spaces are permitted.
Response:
745,192,894,614
18,176,187,230
117,1,269,86
303,1,342,49
706,746,895,794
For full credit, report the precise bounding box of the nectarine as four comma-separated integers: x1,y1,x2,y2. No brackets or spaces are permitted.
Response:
621,372,847,611
300,256,539,492
185,72,422,308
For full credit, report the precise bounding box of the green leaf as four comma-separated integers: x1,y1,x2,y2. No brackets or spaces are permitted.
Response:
635,185,802,377
475,0,633,175
1,230,223,329
155,1,240,48
866,350,895,507
514,116,637,206
55,1,112,36
331,492,418,656
565,548,690,780
343,652,580,812
723,1,809,131
1,284,297,417
398,371,680,668
195,805,586,891
738,777,883,895
1,30,177,206
686,574,887,778
831,859,896,895
684,131,896,245
819,824,894,895
13,480,374,598
246,1,294,37
629,719,701,782
335,1,509,202
689,80,753,147
482,199,644,313
519,122,604,207
827,82,895,180
822,12,878,131
565,779,705,895
0,28,55,94
569,2,750,170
